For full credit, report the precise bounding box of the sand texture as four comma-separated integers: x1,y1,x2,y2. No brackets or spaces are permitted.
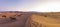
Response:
0,12,59,27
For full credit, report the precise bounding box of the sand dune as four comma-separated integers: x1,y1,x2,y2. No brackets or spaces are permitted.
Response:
26,12,60,27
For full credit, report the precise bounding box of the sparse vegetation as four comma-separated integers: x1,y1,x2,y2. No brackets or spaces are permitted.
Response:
0,12,60,27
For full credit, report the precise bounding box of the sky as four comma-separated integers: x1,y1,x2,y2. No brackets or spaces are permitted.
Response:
0,0,60,12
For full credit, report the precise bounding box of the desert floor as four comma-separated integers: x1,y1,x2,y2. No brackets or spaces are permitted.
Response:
0,12,60,27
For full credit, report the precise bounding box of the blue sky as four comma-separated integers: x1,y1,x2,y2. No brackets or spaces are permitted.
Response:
0,0,20,6
0,0,37,6
0,0,38,11
0,0,60,12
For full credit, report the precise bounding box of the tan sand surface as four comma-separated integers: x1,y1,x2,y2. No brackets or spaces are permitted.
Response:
26,13,60,27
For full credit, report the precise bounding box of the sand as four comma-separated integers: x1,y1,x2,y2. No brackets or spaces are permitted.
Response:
0,12,60,27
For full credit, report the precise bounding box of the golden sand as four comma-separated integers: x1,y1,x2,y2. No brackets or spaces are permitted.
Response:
26,13,60,27
0,12,60,27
